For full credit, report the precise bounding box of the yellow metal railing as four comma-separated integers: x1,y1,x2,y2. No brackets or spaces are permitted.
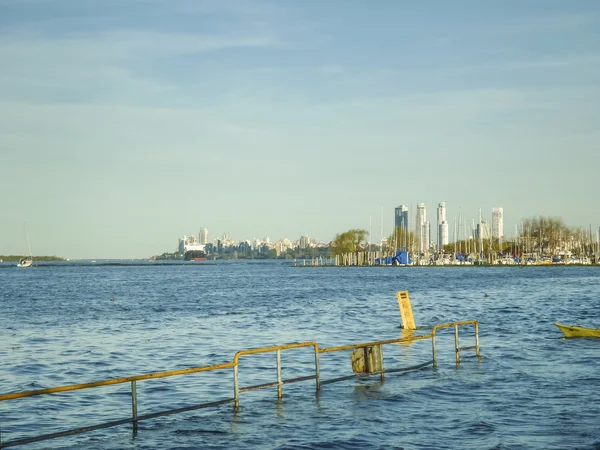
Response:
0,321,481,448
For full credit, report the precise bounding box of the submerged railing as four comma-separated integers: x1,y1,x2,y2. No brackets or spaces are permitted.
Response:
0,320,481,448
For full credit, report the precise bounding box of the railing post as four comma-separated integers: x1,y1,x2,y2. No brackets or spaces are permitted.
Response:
454,325,460,365
233,365,239,409
276,350,282,399
475,322,481,359
432,334,437,367
131,381,138,434
314,348,321,392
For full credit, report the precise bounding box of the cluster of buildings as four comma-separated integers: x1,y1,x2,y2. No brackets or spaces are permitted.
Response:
394,203,504,253
177,228,321,258
175,204,506,259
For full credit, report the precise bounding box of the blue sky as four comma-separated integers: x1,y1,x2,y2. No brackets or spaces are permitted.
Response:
1,0,599,258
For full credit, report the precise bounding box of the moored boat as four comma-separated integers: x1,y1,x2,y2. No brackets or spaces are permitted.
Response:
16,222,33,268
184,250,207,261
554,323,600,338
17,257,33,268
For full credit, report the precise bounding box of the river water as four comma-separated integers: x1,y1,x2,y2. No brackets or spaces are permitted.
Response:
1,261,599,449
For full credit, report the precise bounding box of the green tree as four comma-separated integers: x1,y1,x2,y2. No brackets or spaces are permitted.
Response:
521,216,571,255
330,229,368,256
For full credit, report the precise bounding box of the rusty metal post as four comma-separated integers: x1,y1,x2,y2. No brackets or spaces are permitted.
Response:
233,365,239,409
276,350,282,399
454,325,460,365
314,348,321,392
131,381,138,433
475,322,481,359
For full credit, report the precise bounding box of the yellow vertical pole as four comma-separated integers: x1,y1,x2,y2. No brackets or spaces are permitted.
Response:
131,381,138,434
233,365,239,409
276,350,282,399
454,325,460,365
475,322,481,359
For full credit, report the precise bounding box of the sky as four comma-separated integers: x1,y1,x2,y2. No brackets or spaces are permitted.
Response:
1,0,599,259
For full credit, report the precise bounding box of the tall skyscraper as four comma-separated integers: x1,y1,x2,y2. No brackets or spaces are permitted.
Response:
476,221,491,240
437,202,449,249
199,228,208,245
415,203,427,252
492,208,504,240
394,205,409,235
299,235,310,249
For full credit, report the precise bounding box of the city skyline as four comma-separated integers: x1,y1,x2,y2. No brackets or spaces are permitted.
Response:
1,200,597,259
178,203,596,251
1,1,599,258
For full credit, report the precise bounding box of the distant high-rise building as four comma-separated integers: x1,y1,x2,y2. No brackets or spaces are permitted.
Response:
476,221,491,240
299,235,310,249
439,222,449,249
394,205,409,235
424,221,430,251
492,208,504,240
437,202,449,248
199,228,208,245
415,203,427,252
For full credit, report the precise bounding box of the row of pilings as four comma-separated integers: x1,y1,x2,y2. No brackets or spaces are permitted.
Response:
294,252,390,266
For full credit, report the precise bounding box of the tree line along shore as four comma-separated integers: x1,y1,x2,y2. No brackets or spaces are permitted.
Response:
326,216,599,266
0,255,67,262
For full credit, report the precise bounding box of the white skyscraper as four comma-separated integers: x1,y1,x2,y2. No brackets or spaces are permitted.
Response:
492,208,504,240
415,203,427,253
477,221,491,240
199,228,208,245
437,202,449,248
424,221,431,251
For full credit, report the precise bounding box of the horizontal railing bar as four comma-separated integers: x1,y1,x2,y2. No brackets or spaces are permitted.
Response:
283,375,317,384
320,374,358,386
320,360,434,386
239,374,317,394
239,381,280,393
0,398,236,449
233,342,318,364
0,362,235,402
0,417,134,448
319,334,432,354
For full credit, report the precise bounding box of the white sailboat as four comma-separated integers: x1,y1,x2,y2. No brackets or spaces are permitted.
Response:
17,223,33,268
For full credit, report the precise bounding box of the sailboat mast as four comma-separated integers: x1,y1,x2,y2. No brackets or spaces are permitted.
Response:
25,222,32,257
380,206,383,256
479,209,483,261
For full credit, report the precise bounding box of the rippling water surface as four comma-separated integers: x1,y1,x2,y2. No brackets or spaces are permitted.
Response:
1,262,600,449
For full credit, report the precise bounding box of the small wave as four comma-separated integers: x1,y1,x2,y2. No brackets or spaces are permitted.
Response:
173,429,228,435
465,420,496,435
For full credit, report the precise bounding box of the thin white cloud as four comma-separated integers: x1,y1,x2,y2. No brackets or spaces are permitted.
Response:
0,28,279,109
0,30,278,63
503,12,600,34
